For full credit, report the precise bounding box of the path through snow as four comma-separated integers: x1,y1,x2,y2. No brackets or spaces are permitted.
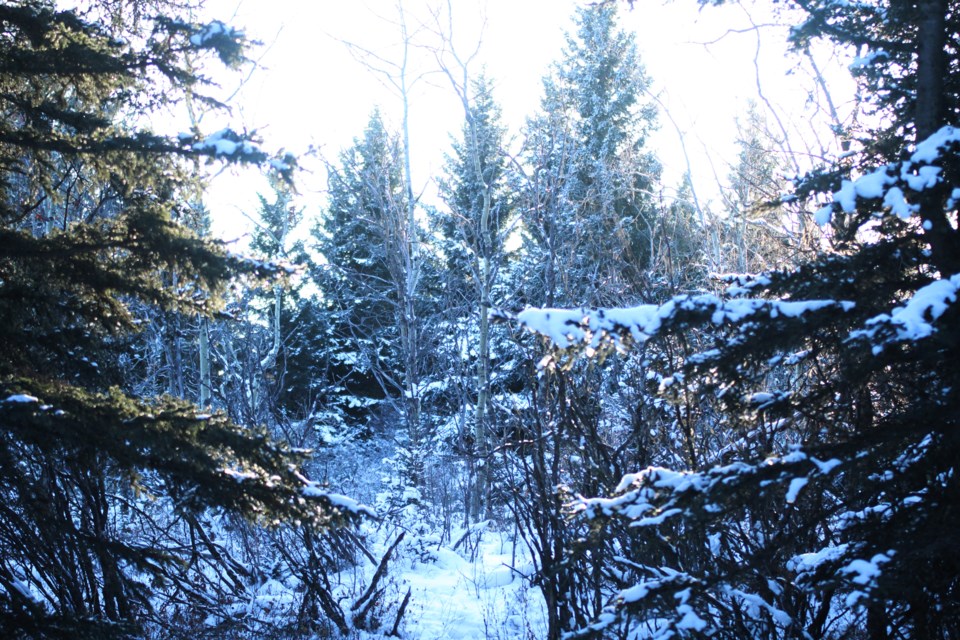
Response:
394,530,545,639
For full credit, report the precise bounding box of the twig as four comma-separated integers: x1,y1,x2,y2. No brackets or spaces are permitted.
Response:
352,530,406,621
387,587,412,637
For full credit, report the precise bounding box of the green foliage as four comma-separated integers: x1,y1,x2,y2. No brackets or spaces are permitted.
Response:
439,74,514,271
0,380,337,524
308,109,410,425
0,2,351,635
517,2,661,308
515,1,960,638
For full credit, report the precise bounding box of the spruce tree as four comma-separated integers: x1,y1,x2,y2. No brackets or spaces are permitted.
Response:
721,102,808,273
436,74,517,518
247,187,306,425
0,3,354,636
518,3,660,308
439,75,513,292
310,110,408,430
518,0,960,637
501,9,668,634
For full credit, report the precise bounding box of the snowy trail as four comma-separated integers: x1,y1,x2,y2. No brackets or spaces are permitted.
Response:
394,533,543,639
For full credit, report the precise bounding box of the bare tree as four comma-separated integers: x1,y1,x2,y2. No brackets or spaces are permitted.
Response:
334,1,437,461
427,0,507,522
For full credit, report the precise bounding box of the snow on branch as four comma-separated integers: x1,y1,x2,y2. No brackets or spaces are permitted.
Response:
514,294,855,362
573,447,842,528
516,273,956,363
302,483,377,518
814,124,960,225
156,17,246,67
848,273,960,353
174,129,297,182
188,20,243,47
567,449,844,637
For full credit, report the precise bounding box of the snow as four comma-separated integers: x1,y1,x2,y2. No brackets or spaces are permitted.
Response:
814,204,834,225
841,553,891,585
675,604,707,631
849,49,889,71
632,507,683,527
269,157,294,172
882,185,916,219
812,457,842,474
10,578,40,603
853,169,894,200
788,543,849,574
517,295,855,354
814,124,960,227
515,305,659,350
722,273,772,297
850,273,960,352
947,187,960,210
302,483,377,517
785,477,808,504
831,166,913,216
901,164,942,191
620,580,654,603
2,394,39,404
911,124,960,163
395,533,545,639
747,391,777,409
193,129,259,158
221,467,258,482
189,20,240,46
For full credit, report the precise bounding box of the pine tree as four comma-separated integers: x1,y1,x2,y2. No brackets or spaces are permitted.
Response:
518,0,960,637
0,3,353,635
310,110,408,430
517,3,661,308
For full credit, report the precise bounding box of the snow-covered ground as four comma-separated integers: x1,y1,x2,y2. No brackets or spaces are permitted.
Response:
393,529,545,639
298,433,547,639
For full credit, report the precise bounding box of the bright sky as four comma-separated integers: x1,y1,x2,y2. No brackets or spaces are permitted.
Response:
197,0,856,244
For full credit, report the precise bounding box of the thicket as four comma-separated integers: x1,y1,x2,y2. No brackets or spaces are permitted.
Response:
3,1,957,639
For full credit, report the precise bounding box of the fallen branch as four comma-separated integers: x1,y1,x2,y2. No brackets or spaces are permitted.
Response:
352,531,406,630
387,587,412,637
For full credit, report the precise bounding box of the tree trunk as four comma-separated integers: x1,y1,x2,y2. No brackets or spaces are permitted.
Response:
198,317,211,408
914,0,960,275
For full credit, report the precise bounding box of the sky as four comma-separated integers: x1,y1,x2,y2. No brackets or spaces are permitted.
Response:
194,0,856,244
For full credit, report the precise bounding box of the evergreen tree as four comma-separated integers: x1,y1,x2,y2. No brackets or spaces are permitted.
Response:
721,102,808,273
500,9,669,633
518,0,960,637
438,74,514,297
0,3,353,635
435,74,518,519
310,109,408,430
247,186,307,425
517,3,660,308
652,173,707,293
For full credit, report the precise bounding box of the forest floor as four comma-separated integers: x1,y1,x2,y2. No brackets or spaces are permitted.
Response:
392,531,543,639
312,431,547,639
